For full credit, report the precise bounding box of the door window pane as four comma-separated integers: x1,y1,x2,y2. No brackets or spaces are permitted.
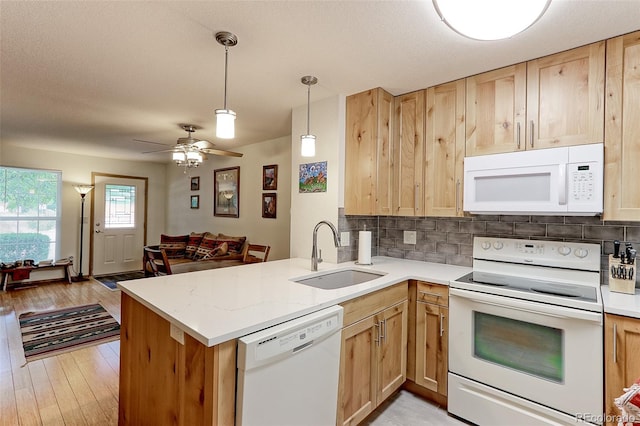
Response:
473,311,564,383
104,185,135,228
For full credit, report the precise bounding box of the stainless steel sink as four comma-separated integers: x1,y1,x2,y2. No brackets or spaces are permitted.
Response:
293,268,386,290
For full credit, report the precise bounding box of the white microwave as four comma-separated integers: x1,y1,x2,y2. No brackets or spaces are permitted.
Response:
463,143,603,216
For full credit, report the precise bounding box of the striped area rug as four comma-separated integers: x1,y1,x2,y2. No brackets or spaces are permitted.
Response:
19,303,120,362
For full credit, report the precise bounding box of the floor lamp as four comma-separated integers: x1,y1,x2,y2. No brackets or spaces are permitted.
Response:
73,185,93,282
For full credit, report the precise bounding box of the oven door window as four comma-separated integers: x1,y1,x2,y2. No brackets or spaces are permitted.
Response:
473,312,563,383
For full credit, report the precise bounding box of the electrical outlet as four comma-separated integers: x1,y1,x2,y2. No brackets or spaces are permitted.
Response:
340,232,350,247
404,230,417,245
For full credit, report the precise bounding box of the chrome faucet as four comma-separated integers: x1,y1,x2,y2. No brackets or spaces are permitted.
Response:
311,220,341,271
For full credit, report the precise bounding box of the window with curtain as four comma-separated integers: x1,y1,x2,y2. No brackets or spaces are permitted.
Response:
0,167,61,263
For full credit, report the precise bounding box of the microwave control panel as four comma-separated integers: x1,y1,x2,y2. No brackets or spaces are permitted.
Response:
568,163,595,202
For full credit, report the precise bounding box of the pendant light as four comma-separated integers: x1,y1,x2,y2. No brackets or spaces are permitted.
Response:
215,31,238,139
300,75,318,157
433,0,551,41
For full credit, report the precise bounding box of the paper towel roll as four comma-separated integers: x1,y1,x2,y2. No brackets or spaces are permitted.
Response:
358,231,372,265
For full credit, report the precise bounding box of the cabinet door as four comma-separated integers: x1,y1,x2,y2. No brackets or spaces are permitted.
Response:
466,64,526,156
393,90,425,216
604,314,640,425
425,80,465,217
376,300,408,403
604,31,640,221
415,302,448,395
345,88,394,215
527,42,605,149
337,315,378,426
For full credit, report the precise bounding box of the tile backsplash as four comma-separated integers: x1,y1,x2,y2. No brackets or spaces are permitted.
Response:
337,209,640,286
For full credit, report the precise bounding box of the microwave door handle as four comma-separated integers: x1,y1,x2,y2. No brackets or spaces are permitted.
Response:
558,164,567,205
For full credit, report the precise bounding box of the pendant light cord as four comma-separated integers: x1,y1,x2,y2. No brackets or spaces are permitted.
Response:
306,83,311,135
223,46,229,110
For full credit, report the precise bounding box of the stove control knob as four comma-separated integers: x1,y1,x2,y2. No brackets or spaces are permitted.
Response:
481,241,491,250
493,241,504,250
558,246,571,256
574,248,589,258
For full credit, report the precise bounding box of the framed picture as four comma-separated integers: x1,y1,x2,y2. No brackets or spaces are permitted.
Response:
190,176,200,191
214,166,240,217
262,193,277,218
262,164,278,190
190,195,199,209
299,161,327,193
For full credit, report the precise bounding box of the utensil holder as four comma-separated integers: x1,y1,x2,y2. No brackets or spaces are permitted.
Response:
609,254,636,294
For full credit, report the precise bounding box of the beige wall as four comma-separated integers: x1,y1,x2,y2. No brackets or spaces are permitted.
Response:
164,136,292,261
290,94,346,263
0,146,167,275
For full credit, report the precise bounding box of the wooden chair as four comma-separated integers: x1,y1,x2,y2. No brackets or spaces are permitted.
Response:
143,246,173,277
243,244,271,264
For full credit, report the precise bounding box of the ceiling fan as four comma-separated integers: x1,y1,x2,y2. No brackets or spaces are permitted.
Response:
136,125,243,166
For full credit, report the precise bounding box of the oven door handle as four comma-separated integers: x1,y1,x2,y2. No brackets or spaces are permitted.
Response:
450,288,602,323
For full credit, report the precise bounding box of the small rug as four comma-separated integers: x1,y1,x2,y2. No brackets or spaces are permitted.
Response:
94,270,146,291
19,303,120,362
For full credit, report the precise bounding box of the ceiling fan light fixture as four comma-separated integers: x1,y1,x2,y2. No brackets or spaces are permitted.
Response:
215,31,238,139
433,0,551,41
300,75,318,157
215,109,236,139
173,151,186,164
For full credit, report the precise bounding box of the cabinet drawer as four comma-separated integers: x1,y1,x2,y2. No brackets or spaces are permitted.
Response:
340,281,408,327
416,282,448,307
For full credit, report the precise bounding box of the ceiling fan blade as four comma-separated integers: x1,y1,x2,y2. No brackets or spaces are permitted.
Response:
142,146,182,154
133,138,171,147
193,140,214,150
200,148,243,157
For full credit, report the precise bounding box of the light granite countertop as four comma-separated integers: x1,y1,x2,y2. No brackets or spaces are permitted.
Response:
117,256,471,347
601,285,640,319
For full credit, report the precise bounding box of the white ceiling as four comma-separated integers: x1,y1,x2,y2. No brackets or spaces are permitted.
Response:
2,1,640,163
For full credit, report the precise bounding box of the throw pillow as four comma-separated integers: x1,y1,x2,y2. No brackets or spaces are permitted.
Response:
216,235,247,254
159,234,189,258
202,242,229,259
193,232,221,260
185,232,207,259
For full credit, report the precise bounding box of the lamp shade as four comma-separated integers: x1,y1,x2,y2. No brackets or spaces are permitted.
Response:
433,0,550,41
216,109,236,139
301,135,316,157
173,151,186,163
73,185,94,196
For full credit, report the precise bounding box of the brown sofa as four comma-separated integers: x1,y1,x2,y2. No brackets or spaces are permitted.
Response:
144,232,248,276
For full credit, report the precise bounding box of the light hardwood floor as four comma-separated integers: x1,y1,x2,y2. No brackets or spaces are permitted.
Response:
1,278,463,426
0,279,121,426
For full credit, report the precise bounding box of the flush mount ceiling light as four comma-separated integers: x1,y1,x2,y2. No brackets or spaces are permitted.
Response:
300,75,318,157
215,31,238,139
433,0,551,41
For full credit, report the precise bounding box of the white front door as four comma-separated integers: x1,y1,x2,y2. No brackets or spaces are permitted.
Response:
92,175,146,276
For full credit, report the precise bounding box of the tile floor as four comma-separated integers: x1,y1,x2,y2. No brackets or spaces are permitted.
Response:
365,390,469,426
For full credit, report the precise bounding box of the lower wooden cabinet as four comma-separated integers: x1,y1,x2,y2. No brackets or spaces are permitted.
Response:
413,281,449,399
604,313,640,425
337,283,408,426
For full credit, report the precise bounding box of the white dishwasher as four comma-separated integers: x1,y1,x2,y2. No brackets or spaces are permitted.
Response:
236,305,343,426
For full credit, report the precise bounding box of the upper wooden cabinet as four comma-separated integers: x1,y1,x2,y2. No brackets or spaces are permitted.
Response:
466,42,605,156
425,80,465,217
604,31,640,221
393,90,425,216
344,88,394,216
466,64,526,156
527,42,605,149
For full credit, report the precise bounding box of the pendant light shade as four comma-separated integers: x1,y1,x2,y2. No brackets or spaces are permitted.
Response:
433,0,551,41
215,31,238,139
300,75,318,157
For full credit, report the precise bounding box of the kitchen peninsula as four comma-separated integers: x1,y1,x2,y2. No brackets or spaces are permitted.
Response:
117,257,470,425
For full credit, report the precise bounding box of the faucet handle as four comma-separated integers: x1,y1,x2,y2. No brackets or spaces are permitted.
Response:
318,249,323,264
